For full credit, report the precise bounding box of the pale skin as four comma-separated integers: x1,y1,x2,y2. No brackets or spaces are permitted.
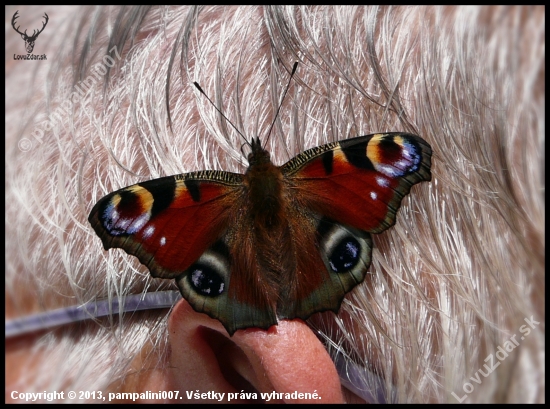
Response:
165,302,345,403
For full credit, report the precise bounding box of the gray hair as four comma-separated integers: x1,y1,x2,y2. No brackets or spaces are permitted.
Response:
5,6,544,402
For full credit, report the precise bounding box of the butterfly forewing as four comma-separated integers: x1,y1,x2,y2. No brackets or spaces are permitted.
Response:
281,133,432,234
88,172,243,279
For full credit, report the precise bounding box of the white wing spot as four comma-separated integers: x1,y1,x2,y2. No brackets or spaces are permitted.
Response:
378,164,394,177
110,208,119,221
400,144,414,157
370,191,377,200
143,225,155,239
376,176,389,187
160,236,166,246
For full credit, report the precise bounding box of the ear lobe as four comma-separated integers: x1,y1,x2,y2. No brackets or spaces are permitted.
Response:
167,299,345,403
230,319,345,402
166,300,244,401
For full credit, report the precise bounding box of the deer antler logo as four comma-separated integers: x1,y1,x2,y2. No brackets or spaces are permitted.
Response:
11,10,49,54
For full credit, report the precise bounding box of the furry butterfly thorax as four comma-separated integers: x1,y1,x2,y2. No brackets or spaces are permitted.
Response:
89,124,431,335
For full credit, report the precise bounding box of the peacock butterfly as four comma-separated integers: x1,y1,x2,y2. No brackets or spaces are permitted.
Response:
88,77,432,336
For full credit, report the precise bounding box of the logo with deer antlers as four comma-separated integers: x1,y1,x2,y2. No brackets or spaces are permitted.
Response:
11,10,49,54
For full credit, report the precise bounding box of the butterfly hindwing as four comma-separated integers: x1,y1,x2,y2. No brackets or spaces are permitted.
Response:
175,236,278,335
276,215,373,321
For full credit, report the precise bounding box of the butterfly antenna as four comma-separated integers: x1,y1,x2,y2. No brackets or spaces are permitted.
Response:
264,62,298,146
193,82,251,148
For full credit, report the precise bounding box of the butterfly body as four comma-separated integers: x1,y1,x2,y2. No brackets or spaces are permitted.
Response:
244,138,285,229
89,133,432,335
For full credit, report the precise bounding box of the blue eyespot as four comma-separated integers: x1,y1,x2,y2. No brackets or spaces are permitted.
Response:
328,236,361,273
188,265,225,296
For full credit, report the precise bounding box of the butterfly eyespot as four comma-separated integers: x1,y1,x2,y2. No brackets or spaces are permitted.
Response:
367,134,423,177
99,189,152,236
178,241,231,299
328,236,361,273
317,217,372,278
188,264,225,296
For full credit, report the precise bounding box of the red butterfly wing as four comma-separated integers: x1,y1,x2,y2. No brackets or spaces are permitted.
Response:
89,171,279,335
89,172,243,277
281,133,432,234
89,133,431,335
276,133,431,319
276,214,373,321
